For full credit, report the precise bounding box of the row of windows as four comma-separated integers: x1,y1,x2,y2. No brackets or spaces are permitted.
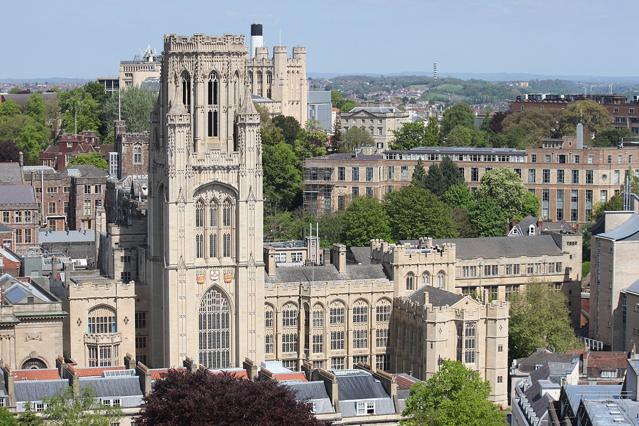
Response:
265,329,389,354
460,262,563,278
1,211,33,224
405,271,446,290
264,301,392,328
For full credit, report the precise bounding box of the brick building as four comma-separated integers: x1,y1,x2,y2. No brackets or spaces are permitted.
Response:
40,132,114,172
66,166,108,230
113,120,149,179
23,165,71,231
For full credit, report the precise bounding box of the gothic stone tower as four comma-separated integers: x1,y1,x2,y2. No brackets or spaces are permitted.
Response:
147,33,264,368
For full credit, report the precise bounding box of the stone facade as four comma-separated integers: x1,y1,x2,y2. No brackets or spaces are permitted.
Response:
119,47,162,89
0,275,65,370
114,120,149,179
55,271,136,368
339,107,410,150
589,212,639,351
303,139,639,222
248,44,307,125
146,33,265,369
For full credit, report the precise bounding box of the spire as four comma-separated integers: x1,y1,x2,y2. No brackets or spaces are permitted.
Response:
238,85,258,115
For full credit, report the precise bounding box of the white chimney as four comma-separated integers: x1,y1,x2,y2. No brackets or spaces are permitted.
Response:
576,122,584,149
250,24,264,59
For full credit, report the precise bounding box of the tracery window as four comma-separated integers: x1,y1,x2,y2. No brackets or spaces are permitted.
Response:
199,288,231,368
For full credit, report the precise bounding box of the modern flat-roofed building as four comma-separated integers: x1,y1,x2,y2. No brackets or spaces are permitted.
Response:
119,46,162,89
303,138,639,223
308,91,332,133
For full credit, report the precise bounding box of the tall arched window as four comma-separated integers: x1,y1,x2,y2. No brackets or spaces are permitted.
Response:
375,299,392,323
209,233,217,258
282,303,298,328
223,233,231,258
222,200,232,227
133,146,142,165
406,272,415,290
207,72,218,106
352,300,369,324
312,304,325,328
87,306,118,367
88,306,117,334
199,288,231,368
181,71,191,109
422,272,430,286
209,202,218,227
436,271,446,288
196,234,204,258
195,200,205,227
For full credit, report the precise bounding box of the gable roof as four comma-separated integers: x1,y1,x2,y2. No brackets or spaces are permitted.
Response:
0,162,23,184
598,214,639,241
432,235,563,260
79,376,143,397
408,285,464,307
335,371,390,400
14,379,68,402
265,263,388,284
0,184,36,207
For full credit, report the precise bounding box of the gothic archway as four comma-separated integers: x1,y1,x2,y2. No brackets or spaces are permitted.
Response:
198,287,231,368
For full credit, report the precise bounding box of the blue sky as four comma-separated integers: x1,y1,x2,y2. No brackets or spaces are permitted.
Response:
2,0,637,78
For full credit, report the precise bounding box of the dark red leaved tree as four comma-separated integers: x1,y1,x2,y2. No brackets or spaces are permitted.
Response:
137,369,322,426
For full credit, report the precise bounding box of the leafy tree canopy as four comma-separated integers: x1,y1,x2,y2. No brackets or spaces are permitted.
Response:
509,284,581,360
402,360,505,426
272,115,301,145
440,102,474,136
478,168,539,223
138,369,320,425
384,185,457,240
68,152,108,170
593,193,624,221
411,159,427,188
559,100,611,136
500,109,558,149
58,87,101,134
102,87,158,143
331,90,357,112
262,142,302,214
342,196,392,246
42,386,121,425
392,119,440,150
442,183,474,210
423,156,464,197
337,126,375,152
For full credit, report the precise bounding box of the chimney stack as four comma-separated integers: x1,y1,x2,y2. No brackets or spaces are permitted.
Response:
250,24,264,59
576,122,584,149
331,244,347,273
264,246,276,276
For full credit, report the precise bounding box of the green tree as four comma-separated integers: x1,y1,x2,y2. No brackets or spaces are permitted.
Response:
470,194,509,237
509,284,581,360
263,142,302,213
67,152,109,170
402,360,504,426
593,193,624,221
593,128,632,147
440,103,474,137
451,207,478,238
302,212,346,248
103,87,158,141
0,99,23,117
25,93,47,124
17,403,43,425
16,119,48,164
478,169,539,223
443,125,474,146
337,127,374,152
559,100,611,136
0,406,17,425
442,183,474,209
59,88,101,134
264,212,304,241
424,116,440,146
293,128,327,160
392,121,429,150
424,157,463,197
501,109,558,148
384,186,457,240
411,159,427,187
342,197,392,246
331,90,356,112
43,386,121,425
272,115,301,145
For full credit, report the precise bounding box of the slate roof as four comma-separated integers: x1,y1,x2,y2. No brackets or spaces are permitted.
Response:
0,224,13,232
14,379,68,401
39,230,95,244
335,371,390,400
431,235,563,260
285,381,330,401
0,162,23,184
0,185,37,207
624,279,639,295
309,152,384,161
514,349,578,374
265,264,388,284
408,285,464,307
563,384,622,415
347,246,372,265
79,376,143,397
64,165,108,178
346,106,403,115
598,215,639,241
